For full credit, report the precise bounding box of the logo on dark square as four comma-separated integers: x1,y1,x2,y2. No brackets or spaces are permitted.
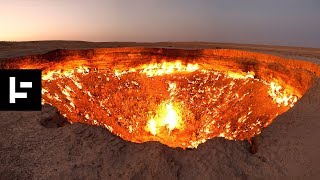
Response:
0,69,42,111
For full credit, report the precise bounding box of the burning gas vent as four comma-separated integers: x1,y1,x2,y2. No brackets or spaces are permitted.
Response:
2,48,318,148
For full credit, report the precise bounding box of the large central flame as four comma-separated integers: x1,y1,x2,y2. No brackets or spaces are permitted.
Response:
146,101,183,136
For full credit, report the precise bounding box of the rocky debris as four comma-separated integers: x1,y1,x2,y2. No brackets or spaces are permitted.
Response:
40,104,69,128
249,135,260,154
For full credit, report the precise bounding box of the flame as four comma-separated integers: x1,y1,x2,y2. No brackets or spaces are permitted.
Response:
146,118,157,135
227,71,255,79
268,81,298,107
145,101,183,136
42,66,90,80
141,61,199,77
115,61,199,77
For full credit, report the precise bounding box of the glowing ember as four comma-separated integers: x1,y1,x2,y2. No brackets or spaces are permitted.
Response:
4,48,318,149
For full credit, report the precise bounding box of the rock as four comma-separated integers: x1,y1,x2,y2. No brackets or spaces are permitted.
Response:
40,104,69,128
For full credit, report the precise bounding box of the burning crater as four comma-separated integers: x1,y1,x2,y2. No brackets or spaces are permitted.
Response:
1,48,319,148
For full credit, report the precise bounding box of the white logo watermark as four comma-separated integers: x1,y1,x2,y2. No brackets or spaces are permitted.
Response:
9,77,33,104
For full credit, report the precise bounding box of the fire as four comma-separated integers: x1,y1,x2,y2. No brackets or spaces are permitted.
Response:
141,61,199,77
6,48,316,149
42,66,90,81
227,71,255,79
267,81,298,107
146,118,157,135
146,101,183,136
36,60,303,148
115,61,199,77
163,103,181,131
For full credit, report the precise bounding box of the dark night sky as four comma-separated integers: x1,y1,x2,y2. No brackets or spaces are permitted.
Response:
0,0,319,47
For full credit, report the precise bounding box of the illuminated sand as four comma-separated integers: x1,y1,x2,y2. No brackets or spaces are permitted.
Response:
2,48,318,148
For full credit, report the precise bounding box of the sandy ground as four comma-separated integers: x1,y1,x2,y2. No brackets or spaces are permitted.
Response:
0,41,319,179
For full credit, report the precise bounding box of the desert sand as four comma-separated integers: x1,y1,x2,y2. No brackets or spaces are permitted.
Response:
0,41,319,179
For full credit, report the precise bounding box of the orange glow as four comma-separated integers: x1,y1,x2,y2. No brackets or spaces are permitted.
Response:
37,61,302,148
6,48,318,149
114,61,199,77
